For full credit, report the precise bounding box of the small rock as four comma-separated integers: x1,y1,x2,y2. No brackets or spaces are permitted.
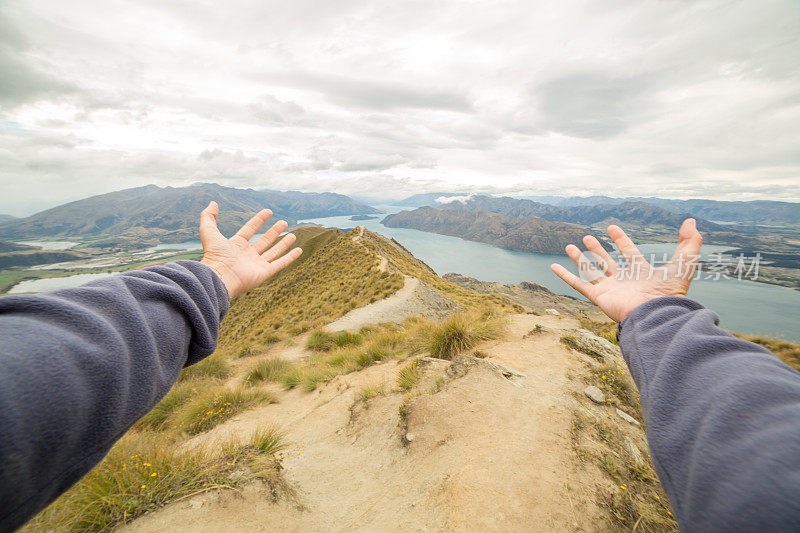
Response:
615,408,640,426
228,469,246,482
545,308,560,316
233,417,241,421
584,385,606,404
405,433,416,442
189,500,204,510
624,436,646,467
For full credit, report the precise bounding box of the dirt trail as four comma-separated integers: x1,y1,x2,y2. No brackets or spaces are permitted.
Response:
120,311,650,532
324,276,462,332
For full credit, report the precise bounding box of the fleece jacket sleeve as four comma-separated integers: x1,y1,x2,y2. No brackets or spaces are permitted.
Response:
0,260,229,532
618,296,800,532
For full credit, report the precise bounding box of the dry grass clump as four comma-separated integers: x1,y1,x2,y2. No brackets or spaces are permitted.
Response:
27,426,288,532
733,333,800,372
570,412,676,532
425,312,506,359
591,363,640,415
358,383,386,401
580,318,619,345
560,335,604,361
177,387,277,434
244,357,293,385
179,355,231,381
306,330,363,352
397,361,420,390
135,381,200,430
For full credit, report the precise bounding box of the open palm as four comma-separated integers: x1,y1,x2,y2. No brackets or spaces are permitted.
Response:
199,202,302,298
550,219,703,322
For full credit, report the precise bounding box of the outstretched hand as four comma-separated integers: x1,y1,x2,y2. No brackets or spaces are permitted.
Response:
550,218,703,322
199,202,302,298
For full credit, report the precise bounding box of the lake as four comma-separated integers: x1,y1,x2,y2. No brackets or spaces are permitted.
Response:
300,209,800,342
8,209,799,341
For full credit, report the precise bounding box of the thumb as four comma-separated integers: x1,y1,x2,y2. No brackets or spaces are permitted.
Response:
670,218,703,268
199,201,223,245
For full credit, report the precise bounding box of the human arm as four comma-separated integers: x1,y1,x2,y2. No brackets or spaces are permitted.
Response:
551,220,800,531
0,203,301,531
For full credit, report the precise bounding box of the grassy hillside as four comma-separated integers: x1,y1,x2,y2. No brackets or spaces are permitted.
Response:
216,227,405,354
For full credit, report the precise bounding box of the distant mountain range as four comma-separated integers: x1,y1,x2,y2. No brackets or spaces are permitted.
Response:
0,215,16,223
398,193,800,226
382,206,610,254
0,183,377,245
431,195,724,232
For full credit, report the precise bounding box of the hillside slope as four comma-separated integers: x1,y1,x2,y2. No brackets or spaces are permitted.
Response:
382,206,611,254
27,227,682,532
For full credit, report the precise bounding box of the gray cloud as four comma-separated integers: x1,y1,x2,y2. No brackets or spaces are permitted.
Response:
1,0,799,216
532,70,653,139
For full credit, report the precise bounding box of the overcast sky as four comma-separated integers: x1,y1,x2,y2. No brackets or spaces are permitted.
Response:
1,0,799,215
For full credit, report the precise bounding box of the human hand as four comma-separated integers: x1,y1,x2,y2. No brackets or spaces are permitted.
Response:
550,218,703,322
199,201,302,298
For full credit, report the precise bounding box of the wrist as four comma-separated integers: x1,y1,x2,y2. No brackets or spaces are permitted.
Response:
200,257,241,298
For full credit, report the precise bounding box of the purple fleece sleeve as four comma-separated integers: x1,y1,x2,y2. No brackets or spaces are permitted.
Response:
0,261,229,532
618,296,800,532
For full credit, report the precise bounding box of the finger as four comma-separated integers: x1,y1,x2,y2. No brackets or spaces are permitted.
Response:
670,218,703,269
262,232,297,262
607,225,645,265
234,209,273,242
583,235,618,275
199,201,224,246
253,219,288,254
267,247,303,275
550,262,593,299
565,244,604,283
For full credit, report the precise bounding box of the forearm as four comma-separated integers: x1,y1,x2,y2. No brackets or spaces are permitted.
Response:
619,297,800,531
0,261,229,531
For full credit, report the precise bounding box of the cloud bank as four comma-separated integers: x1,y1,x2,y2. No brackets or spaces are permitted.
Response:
1,0,799,215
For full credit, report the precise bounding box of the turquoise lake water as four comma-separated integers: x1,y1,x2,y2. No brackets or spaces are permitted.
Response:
9,208,799,341
300,209,800,342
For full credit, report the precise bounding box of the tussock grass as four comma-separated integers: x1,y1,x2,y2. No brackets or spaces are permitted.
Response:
397,361,420,390
28,426,289,532
135,381,199,430
307,330,363,351
426,312,505,359
244,357,293,385
179,355,231,381
302,366,337,391
249,426,288,456
358,383,386,401
592,364,640,415
580,318,619,345
177,387,277,434
560,335,604,360
26,432,233,532
281,367,304,389
570,412,676,531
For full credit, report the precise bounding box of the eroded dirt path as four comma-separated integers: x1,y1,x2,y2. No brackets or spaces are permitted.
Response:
121,313,640,532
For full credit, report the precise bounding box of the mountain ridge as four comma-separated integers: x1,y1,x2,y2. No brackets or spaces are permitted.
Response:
382,206,612,254
0,184,376,244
